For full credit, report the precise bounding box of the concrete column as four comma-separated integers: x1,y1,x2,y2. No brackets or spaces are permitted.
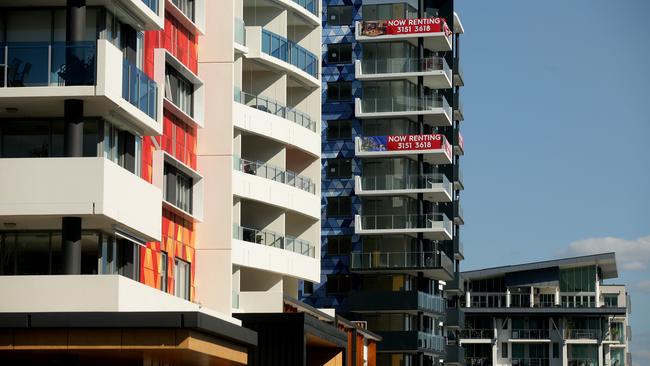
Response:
62,217,82,274
530,286,535,307
491,341,498,365
62,0,86,275
598,343,603,366
555,287,560,306
465,290,470,308
506,288,511,308
595,275,601,307
562,342,568,366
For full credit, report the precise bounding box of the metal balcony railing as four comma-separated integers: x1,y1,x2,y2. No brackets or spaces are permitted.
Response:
459,329,494,339
512,358,550,366
567,359,597,366
233,156,316,194
292,0,318,16
361,56,451,79
418,332,445,353
351,250,453,274
0,41,96,87
358,213,452,232
417,292,446,314
360,173,452,194
511,329,550,340
564,329,600,340
361,94,451,115
464,357,492,366
232,224,315,258
234,88,317,132
235,18,246,46
261,29,318,78
122,58,158,120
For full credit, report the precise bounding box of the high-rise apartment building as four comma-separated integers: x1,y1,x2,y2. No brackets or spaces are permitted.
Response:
304,1,465,366
459,253,632,366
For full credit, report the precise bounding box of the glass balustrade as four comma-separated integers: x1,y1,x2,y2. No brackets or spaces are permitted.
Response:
141,0,158,12
292,0,318,16
261,29,318,78
351,250,452,273
359,213,451,231
122,58,158,120
361,94,450,115
362,56,451,79
360,174,452,195
418,332,445,353
235,18,246,46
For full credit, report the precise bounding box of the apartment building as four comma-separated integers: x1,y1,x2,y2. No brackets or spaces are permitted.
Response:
458,253,632,366
302,1,465,365
0,0,257,365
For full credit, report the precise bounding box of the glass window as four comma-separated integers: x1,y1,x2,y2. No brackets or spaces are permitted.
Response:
164,163,193,214
327,196,352,217
116,238,140,281
327,236,352,255
165,66,194,117
327,44,352,64
160,251,168,292
604,294,618,307
327,119,352,140
303,281,313,295
327,6,353,26
327,82,352,102
171,0,195,21
326,158,352,179
174,258,191,300
326,274,351,294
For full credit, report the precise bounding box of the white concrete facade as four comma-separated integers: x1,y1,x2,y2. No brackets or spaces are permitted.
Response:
195,0,321,316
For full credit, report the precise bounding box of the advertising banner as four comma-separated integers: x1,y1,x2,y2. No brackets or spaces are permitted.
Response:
361,134,449,153
361,17,452,37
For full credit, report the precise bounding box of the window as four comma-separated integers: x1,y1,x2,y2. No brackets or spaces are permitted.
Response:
303,281,313,295
327,6,353,26
327,274,351,294
165,66,194,117
604,294,618,307
164,164,193,213
171,0,195,21
174,258,191,300
327,82,352,102
501,342,508,358
327,120,352,140
160,251,168,293
327,196,352,217
327,158,352,178
328,236,352,255
553,343,560,358
327,43,352,64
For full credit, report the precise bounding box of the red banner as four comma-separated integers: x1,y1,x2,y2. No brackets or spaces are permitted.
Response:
361,17,451,37
386,134,447,151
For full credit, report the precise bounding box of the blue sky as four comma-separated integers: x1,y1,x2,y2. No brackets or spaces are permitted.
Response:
455,0,650,363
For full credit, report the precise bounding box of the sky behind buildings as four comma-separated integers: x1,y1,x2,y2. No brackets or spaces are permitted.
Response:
455,0,650,363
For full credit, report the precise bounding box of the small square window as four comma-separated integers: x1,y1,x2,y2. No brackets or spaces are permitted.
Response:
327,158,352,179
327,6,353,26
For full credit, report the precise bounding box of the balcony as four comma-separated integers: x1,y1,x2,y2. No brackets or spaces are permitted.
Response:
232,157,320,220
234,157,315,194
445,344,465,364
245,27,319,87
231,224,319,282
454,92,464,121
355,95,452,126
355,134,453,165
567,359,597,366
564,329,600,340
446,307,465,328
377,331,445,353
234,17,248,53
510,329,550,341
454,201,464,225
0,40,161,136
232,224,315,258
464,357,492,366
446,271,464,294
354,174,453,203
354,213,453,241
453,164,464,190
349,290,446,315
453,57,464,87
453,236,465,260
454,129,465,155
355,56,452,90
234,88,317,132
350,250,453,279
356,18,452,51
0,157,162,242
512,359,550,366
459,329,494,340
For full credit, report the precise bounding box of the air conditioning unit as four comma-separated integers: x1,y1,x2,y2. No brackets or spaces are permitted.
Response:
352,321,368,330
